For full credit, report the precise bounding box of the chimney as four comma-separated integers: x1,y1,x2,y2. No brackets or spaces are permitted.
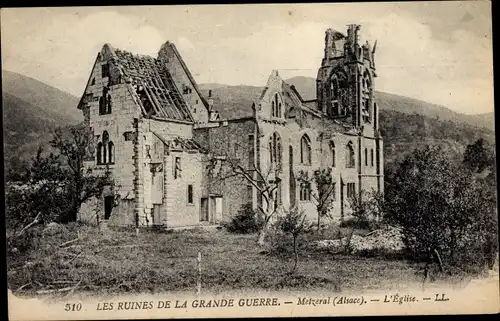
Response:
208,89,212,98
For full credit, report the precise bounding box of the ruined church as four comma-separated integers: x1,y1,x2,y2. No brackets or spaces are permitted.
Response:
77,24,384,228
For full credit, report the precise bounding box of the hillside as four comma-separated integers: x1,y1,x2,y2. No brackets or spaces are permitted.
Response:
2,70,82,123
198,84,262,119
379,109,495,166
2,71,82,179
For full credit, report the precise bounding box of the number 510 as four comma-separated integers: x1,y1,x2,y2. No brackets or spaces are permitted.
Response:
65,303,82,311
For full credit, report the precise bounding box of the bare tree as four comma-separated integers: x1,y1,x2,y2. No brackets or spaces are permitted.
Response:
50,124,112,223
207,153,282,246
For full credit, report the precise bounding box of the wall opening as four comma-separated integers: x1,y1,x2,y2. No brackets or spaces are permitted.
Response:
187,184,194,204
104,196,114,220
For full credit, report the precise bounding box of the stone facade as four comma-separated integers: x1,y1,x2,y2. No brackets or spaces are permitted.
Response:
77,24,384,228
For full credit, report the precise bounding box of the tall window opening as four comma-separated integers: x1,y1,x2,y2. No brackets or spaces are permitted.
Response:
300,134,312,165
328,76,339,117
99,86,112,115
187,185,194,204
346,141,355,168
272,93,282,118
347,182,356,199
174,157,182,179
330,141,336,167
268,132,282,170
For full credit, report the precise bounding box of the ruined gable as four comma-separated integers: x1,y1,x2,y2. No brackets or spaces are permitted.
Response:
157,42,209,124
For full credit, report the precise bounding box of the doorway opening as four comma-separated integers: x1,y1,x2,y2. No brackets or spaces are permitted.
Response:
200,197,209,222
104,196,114,220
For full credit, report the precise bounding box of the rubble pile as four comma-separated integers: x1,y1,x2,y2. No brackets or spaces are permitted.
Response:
311,226,405,255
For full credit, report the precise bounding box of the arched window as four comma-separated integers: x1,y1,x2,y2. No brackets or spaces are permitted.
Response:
97,142,103,165
346,141,355,168
99,96,105,115
299,182,311,201
328,75,341,117
370,148,374,167
300,134,312,165
102,131,109,164
362,71,372,123
108,141,115,164
99,87,112,115
268,132,282,170
330,141,336,167
96,131,114,165
365,147,368,166
106,92,112,114
275,94,279,117
271,93,282,118
330,76,339,100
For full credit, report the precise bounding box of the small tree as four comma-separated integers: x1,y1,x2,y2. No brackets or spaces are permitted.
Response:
347,190,384,230
463,138,491,173
50,124,112,223
208,155,281,246
225,204,264,234
6,124,111,241
278,207,307,273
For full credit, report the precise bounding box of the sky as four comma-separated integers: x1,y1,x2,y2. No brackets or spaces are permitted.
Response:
1,2,494,115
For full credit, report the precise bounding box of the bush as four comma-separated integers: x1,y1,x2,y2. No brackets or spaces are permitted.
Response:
345,190,384,231
224,204,264,234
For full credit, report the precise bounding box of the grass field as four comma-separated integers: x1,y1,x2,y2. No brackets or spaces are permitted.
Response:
7,223,472,297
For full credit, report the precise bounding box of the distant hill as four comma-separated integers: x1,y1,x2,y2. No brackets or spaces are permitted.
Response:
379,109,495,167
284,76,495,131
198,84,262,119
2,70,82,122
2,70,81,179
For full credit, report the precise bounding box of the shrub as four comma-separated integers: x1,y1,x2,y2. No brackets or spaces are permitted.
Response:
224,204,264,234
345,190,384,231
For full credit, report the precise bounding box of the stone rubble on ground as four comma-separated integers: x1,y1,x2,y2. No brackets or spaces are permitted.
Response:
311,226,405,254
42,222,64,236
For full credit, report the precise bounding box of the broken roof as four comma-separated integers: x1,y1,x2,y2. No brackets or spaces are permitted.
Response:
111,46,194,122
152,132,207,153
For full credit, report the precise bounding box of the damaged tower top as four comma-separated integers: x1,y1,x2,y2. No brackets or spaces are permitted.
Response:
323,24,376,69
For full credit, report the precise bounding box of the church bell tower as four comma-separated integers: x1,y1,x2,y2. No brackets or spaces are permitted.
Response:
316,25,379,131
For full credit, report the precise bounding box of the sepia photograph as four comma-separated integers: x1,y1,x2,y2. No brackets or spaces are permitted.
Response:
2,1,498,320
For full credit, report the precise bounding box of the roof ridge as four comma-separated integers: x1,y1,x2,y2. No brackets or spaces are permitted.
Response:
113,47,157,61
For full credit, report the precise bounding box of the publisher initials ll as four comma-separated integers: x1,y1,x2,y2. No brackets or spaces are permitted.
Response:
435,294,449,302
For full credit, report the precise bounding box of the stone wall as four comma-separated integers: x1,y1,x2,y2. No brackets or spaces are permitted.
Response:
163,150,204,227
194,118,257,222
79,57,142,226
